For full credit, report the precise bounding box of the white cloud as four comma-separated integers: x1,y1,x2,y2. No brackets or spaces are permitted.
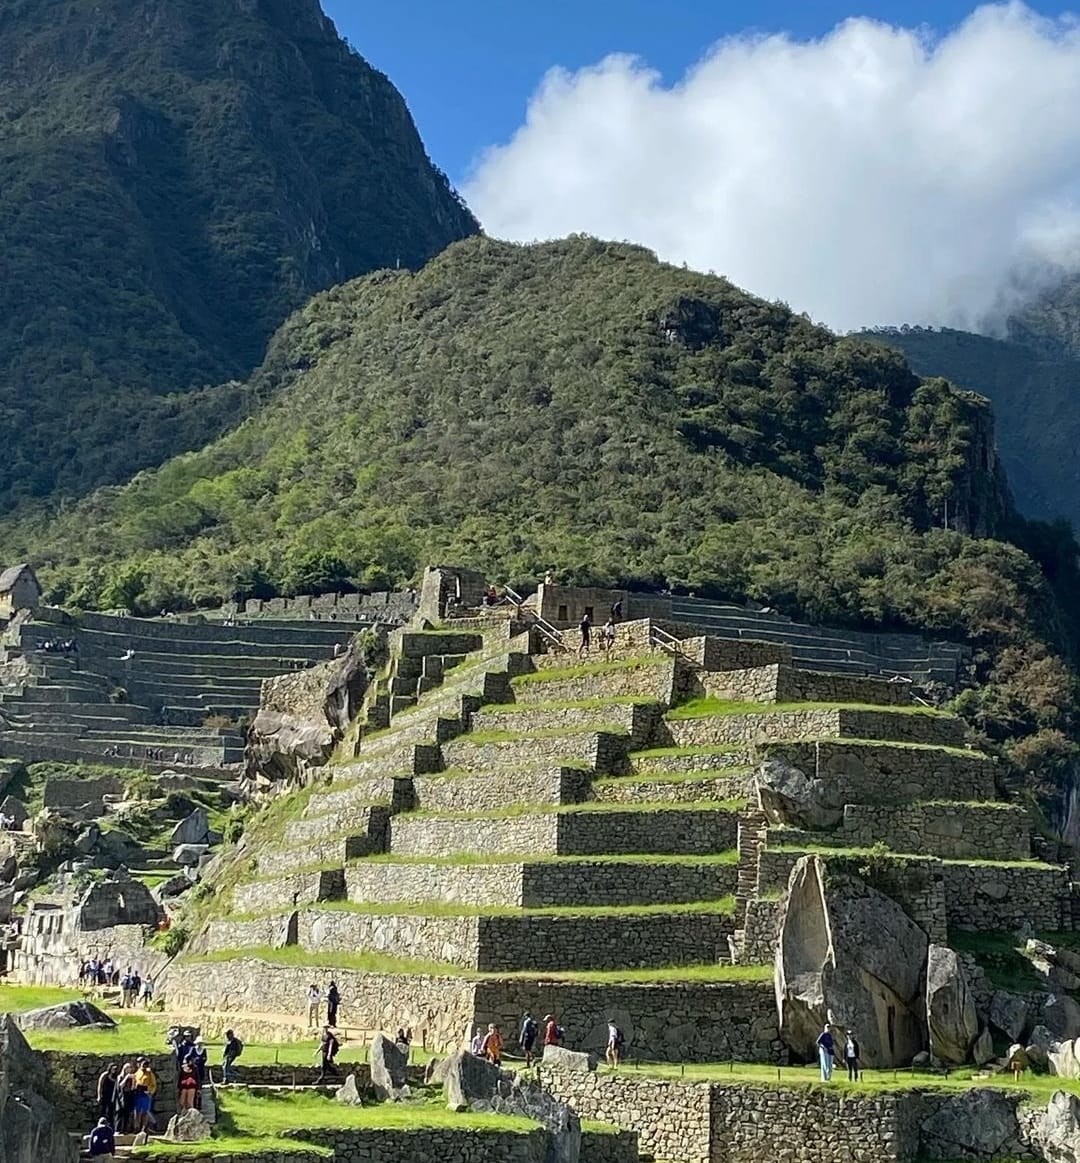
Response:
463,3,1080,332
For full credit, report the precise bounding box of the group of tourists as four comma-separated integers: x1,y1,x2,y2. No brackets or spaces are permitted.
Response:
77,957,154,1006
512,1012,624,1069
577,601,622,657
305,980,341,1027
815,1024,861,1082
39,638,76,655
93,1057,160,1138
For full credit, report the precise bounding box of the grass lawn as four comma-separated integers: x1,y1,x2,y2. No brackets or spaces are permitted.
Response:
136,1088,537,1157
307,895,737,919
0,982,83,1013
402,799,743,820
620,1059,1080,1102
481,697,655,713
666,698,952,721
511,655,665,684
456,723,629,744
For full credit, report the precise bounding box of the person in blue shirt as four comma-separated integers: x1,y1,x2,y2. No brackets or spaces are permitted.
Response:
816,1023,836,1081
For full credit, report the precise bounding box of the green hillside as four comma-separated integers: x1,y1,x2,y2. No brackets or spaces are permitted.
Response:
10,235,1080,812
0,0,477,506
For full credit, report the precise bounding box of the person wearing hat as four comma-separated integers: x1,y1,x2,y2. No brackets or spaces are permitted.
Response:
189,1037,208,1087
543,1014,562,1047
88,1117,115,1157
844,1030,861,1081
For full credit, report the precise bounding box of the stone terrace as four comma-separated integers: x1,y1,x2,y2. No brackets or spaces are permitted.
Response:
0,607,375,771
170,613,1019,1063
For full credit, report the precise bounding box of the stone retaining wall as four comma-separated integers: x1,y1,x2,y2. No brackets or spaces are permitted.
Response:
704,663,912,706
257,832,375,876
739,899,780,964
475,979,782,1065
510,656,681,705
306,776,411,818
441,731,628,774
628,747,752,775
943,861,1070,932
39,1050,177,1129
284,804,391,846
291,1126,548,1162
666,708,964,748
761,740,995,804
592,771,752,804
840,802,1030,861
165,959,476,1051
390,807,738,858
411,767,591,813
234,868,345,914
470,702,661,750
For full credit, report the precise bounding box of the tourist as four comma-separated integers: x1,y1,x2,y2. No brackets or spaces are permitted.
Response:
610,600,623,623
222,1029,243,1084
578,613,592,657
601,618,616,651
96,1063,119,1121
173,1029,194,1066
112,1062,136,1133
177,1060,199,1111
326,980,340,1028
482,1023,503,1066
141,977,154,1008
88,1117,116,1158
544,570,557,585
844,1030,861,1081
470,1026,485,1056
519,1011,538,1067
120,968,134,1008
306,982,321,1027
315,1025,341,1083
816,1024,836,1082
132,1058,157,1133
543,1014,563,1047
605,1019,625,1069
395,1027,411,1060
190,1037,208,1086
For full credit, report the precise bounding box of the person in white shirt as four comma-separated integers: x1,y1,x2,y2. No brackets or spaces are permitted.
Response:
306,983,321,1027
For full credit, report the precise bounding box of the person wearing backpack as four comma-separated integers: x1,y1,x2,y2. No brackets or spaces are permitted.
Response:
606,1019,625,1068
222,1029,243,1084
519,1012,538,1066
316,1025,341,1083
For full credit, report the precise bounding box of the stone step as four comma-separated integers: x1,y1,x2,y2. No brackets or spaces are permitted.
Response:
701,663,914,708
256,831,387,877
305,776,413,819
508,656,679,706
411,766,591,813
628,745,754,775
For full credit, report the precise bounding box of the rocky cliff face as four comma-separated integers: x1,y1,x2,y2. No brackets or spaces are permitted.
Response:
0,0,478,505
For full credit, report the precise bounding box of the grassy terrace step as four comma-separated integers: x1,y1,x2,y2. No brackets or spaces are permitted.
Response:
185,945,771,984
519,654,668,679
628,743,754,775
592,768,754,804
662,698,966,747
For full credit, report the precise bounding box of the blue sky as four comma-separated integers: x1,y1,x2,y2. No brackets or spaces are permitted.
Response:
322,0,1065,183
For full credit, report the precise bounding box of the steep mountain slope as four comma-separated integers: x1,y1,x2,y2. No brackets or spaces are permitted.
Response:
0,0,478,505
862,279,1080,529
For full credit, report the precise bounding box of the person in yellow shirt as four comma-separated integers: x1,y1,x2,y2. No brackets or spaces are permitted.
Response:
133,1059,157,1133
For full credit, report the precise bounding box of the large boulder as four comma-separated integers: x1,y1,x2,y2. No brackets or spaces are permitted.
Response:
1050,1039,1080,1079
541,1044,597,1072
172,843,209,866
1034,1090,1080,1162
1,1015,78,1163
369,1033,409,1101
775,855,928,1067
989,991,1030,1042
164,1109,211,1142
170,808,209,848
926,944,979,1065
754,758,842,829
16,1001,115,1032
334,1074,363,1106
0,797,28,830
1040,995,1080,1043
443,1050,513,1112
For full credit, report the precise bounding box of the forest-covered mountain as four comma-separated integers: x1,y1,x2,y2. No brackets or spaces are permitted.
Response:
0,0,477,506
9,236,1080,815
862,276,1080,529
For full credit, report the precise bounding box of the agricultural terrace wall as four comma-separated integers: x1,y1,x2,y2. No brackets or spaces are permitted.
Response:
439,731,628,774
839,802,1031,862
291,1127,549,1163
410,767,591,813
666,708,963,749
389,808,738,858
203,909,736,974
703,664,911,706
165,960,477,1051
233,869,345,914
344,860,736,909
469,702,661,750
512,656,683,704
474,980,782,1065
760,741,996,804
